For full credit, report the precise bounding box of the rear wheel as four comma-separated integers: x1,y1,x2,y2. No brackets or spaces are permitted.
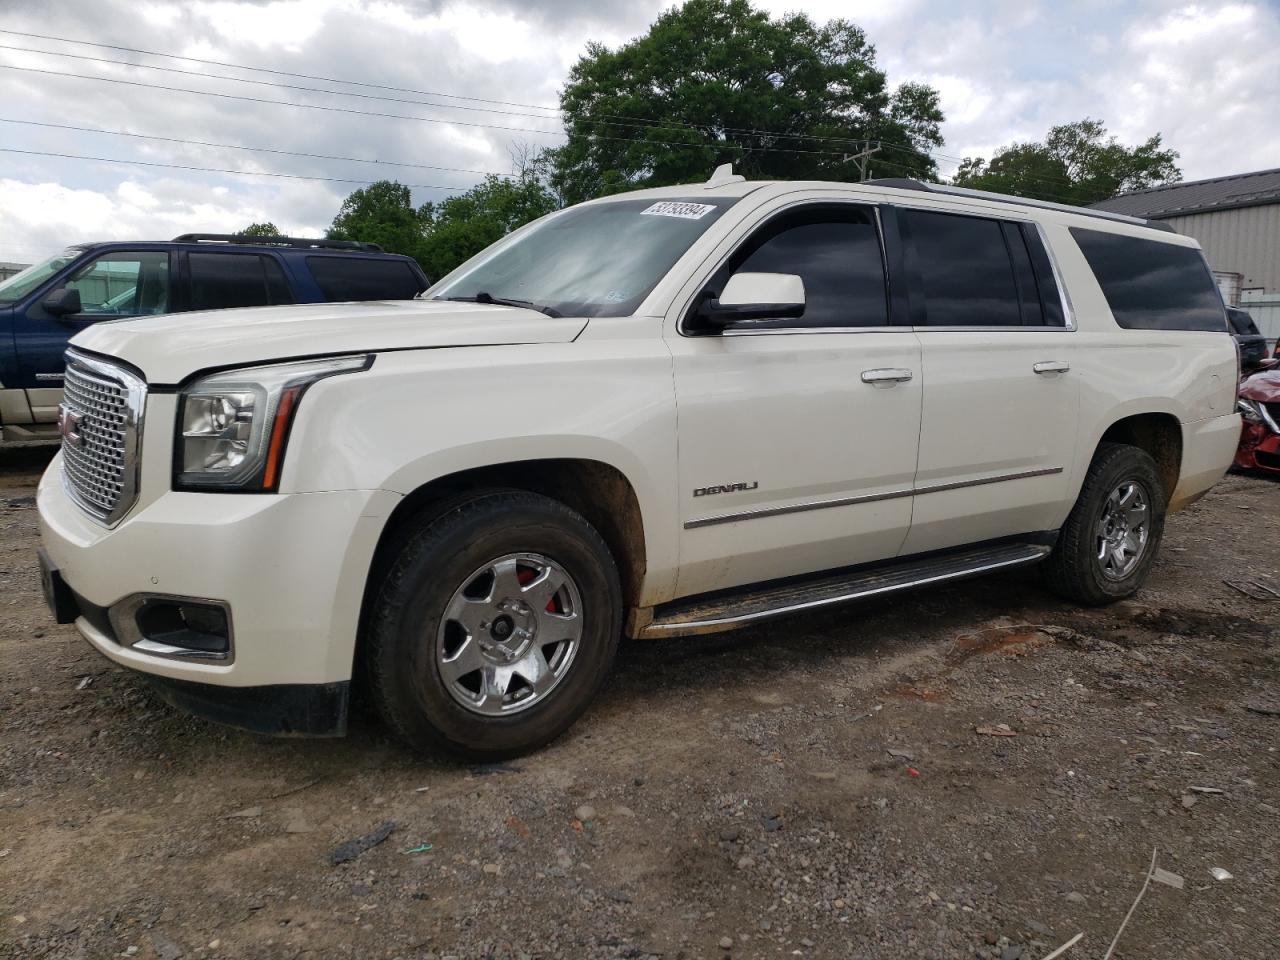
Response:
365,490,622,759
1045,443,1167,605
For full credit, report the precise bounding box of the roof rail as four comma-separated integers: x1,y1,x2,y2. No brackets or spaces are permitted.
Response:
863,179,1177,233
171,233,386,252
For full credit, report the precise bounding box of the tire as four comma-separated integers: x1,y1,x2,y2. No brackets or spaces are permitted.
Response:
1044,442,1167,606
364,490,622,760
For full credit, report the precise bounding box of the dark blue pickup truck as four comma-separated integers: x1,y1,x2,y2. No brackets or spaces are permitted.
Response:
0,234,429,444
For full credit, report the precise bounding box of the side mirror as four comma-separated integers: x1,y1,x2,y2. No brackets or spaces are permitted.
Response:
698,272,805,325
42,287,82,317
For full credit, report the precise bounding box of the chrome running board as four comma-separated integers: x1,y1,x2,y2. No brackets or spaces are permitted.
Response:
635,542,1051,639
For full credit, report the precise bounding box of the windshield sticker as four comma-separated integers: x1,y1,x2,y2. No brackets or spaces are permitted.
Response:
640,201,716,220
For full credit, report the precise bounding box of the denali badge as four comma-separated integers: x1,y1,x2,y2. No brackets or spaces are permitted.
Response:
693,482,758,497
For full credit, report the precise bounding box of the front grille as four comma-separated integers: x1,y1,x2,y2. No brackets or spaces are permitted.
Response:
61,353,146,525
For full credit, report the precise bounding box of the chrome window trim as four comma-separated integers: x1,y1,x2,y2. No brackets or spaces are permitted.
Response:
60,349,146,528
685,466,1063,529
1033,220,1077,331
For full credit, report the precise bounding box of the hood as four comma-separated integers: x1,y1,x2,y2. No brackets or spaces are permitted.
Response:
70,299,588,385
1240,369,1280,403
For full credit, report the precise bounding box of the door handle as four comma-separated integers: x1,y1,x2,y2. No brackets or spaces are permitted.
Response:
1033,361,1070,375
861,368,914,384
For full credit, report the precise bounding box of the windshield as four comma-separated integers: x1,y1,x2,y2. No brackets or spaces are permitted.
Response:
430,197,739,317
0,248,83,305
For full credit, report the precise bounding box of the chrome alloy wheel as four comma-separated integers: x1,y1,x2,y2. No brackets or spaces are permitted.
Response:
436,553,583,715
1096,479,1150,580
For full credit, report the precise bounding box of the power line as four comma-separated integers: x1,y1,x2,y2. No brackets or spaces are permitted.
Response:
0,63,877,160
0,146,467,190
0,31,957,161
0,27,566,116
0,31,1090,193
0,117,517,180
0,42,576,126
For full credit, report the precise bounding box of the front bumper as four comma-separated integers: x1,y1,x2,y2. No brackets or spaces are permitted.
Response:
1235,422,1280,474
38,454,400,719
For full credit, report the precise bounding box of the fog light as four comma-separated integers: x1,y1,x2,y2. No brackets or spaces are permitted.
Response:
108,595,234,661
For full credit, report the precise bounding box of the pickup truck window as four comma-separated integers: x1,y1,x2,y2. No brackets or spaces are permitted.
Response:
307,256,425,301
430,197,738,318
903,209,1023,327
65,251,171,317
1069,227,1227,332
711,205,889,329
189,252,293,310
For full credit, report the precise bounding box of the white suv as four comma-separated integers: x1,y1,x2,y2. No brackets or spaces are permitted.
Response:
38,169,1240,758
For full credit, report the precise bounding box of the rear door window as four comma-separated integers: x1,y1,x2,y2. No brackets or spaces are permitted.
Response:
1070,228,1226,331
306,257,426,301
902,209,1023,327
188,253,293,310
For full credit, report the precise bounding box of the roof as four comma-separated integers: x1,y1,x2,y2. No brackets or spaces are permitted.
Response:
1092,167,1280,219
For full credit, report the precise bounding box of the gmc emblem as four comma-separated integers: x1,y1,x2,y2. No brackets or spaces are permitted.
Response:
57,406,84,447
693,482,759,497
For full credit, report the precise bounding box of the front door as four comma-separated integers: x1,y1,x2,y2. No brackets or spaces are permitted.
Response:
668,202,923,598
15,250,173,421
892,207,1079,555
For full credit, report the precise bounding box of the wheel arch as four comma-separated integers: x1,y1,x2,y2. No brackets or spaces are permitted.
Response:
356,457,650,664
1096,411,1183,505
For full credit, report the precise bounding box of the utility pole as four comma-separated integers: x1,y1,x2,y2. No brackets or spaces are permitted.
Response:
842,142,882,182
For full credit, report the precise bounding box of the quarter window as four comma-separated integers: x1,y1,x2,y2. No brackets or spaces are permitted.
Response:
64,251,170,317
306,256,426,301
903,210,1022,327
710,206,889,329
1070,228,1226,332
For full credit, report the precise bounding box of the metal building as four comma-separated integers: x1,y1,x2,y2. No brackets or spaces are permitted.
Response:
1094,168,1280,342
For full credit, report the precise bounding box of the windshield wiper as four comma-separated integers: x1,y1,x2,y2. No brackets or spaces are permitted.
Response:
443,291,562,318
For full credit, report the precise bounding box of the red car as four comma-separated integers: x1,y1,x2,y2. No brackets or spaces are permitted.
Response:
1236,367,1280,474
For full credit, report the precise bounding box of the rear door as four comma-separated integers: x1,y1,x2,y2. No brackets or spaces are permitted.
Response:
668,200,923,597
894,206,1079,555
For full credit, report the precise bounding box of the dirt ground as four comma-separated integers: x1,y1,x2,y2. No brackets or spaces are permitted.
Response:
2,447,1278,960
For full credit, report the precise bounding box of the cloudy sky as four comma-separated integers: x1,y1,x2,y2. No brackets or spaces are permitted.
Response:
0,0,1276,263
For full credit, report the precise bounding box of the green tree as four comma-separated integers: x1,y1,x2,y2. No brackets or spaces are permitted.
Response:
326,180,431,260
419,174,558,280
952,119,1181,206
547,0,944,203
238,221,281,237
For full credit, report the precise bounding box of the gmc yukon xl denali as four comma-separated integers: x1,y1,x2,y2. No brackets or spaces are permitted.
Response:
37,169,1240,759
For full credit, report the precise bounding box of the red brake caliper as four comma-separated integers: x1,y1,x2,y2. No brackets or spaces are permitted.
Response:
517,567,557,613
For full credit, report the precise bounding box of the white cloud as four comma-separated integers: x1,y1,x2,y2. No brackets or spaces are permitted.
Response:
0,0,1275,263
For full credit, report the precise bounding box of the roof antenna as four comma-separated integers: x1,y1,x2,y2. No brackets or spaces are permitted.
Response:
705,163,745,189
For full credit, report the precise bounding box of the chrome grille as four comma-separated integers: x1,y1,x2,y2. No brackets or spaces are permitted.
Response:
60,352,146,525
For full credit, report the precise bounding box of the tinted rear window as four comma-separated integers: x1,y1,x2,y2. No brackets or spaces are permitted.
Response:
1070,228,1225,332
903,210,1022,326
307,257,425,301
189,253,291,310
1228,309,1260,336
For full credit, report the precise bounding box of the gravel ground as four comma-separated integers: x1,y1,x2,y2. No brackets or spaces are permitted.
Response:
1,447,1278,960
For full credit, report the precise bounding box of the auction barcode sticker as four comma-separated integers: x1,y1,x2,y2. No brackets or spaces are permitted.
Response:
640,201,717,220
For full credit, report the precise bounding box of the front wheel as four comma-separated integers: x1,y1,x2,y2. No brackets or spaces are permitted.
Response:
364,490,622,760
1044,442,1167,606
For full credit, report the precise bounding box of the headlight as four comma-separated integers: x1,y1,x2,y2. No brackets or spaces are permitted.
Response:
1238,398,1264,424
176,355,371,491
